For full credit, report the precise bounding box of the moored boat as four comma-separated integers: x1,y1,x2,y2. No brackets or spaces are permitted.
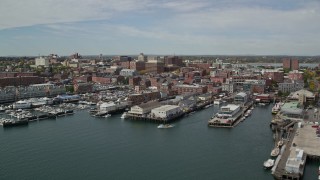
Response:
214,99,222,105
2,119,29,127
65,110,74,115
277,139,284,147
120,112,128,119
263,159,275,169
157,124,174,129
104,114,111,118
271,147,280,157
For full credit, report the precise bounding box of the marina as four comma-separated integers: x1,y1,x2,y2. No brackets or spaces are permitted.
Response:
0,100,318,179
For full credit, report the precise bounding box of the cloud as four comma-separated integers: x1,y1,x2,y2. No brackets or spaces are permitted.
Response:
1,0,320,55
0,0,154,30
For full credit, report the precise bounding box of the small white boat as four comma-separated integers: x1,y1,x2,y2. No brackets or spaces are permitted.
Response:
214,99,222,105
157,124,174,129
104,114,111,118
277,140,284,147
263,159,275,169
120,112,128,119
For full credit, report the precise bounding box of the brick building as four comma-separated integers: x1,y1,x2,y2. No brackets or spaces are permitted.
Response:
145,62,164,74
130,61,145,72
263,70,284,83
288,70,304,81
283,58,299,70
127,91,161,105
173,84,208,95
0,76,45,87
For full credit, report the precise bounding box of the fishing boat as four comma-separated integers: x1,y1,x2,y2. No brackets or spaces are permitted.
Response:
277,139,284,147
157,124,174,129
271,147,280,157
263,159,275,169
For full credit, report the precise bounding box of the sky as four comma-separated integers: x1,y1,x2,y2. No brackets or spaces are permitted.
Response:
0,0,320,56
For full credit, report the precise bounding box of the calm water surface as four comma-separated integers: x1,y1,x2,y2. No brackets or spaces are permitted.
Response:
0,105,318,179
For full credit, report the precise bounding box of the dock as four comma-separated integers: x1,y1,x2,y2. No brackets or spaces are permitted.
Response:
126,112,184,123
272,123,320,180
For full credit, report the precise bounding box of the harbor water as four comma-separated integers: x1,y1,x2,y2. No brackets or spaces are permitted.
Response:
0,105,318,179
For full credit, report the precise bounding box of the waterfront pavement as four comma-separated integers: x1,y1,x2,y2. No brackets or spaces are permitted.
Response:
293,124,320,157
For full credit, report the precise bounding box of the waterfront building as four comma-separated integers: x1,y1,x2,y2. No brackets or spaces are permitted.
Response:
151,105,182,119
128,101,161,116
208,104,242,127
255,94,271,103
278,101,303,121
285,148,305,174
234,92,248,104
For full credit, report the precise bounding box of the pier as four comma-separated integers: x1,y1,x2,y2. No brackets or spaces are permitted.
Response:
126,112,184,123
272,123,320,180
208,101,253,128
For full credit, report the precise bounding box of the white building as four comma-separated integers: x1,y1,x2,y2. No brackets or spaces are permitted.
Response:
99,101,128,112
35,56,49,67
119,69,137,77
128,101,161,115
151,105,181,119
285,148,305,174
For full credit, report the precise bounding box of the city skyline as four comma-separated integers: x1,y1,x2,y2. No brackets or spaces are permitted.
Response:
1,0,320,56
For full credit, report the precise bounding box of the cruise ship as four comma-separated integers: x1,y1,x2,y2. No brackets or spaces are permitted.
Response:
208,104,242,127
